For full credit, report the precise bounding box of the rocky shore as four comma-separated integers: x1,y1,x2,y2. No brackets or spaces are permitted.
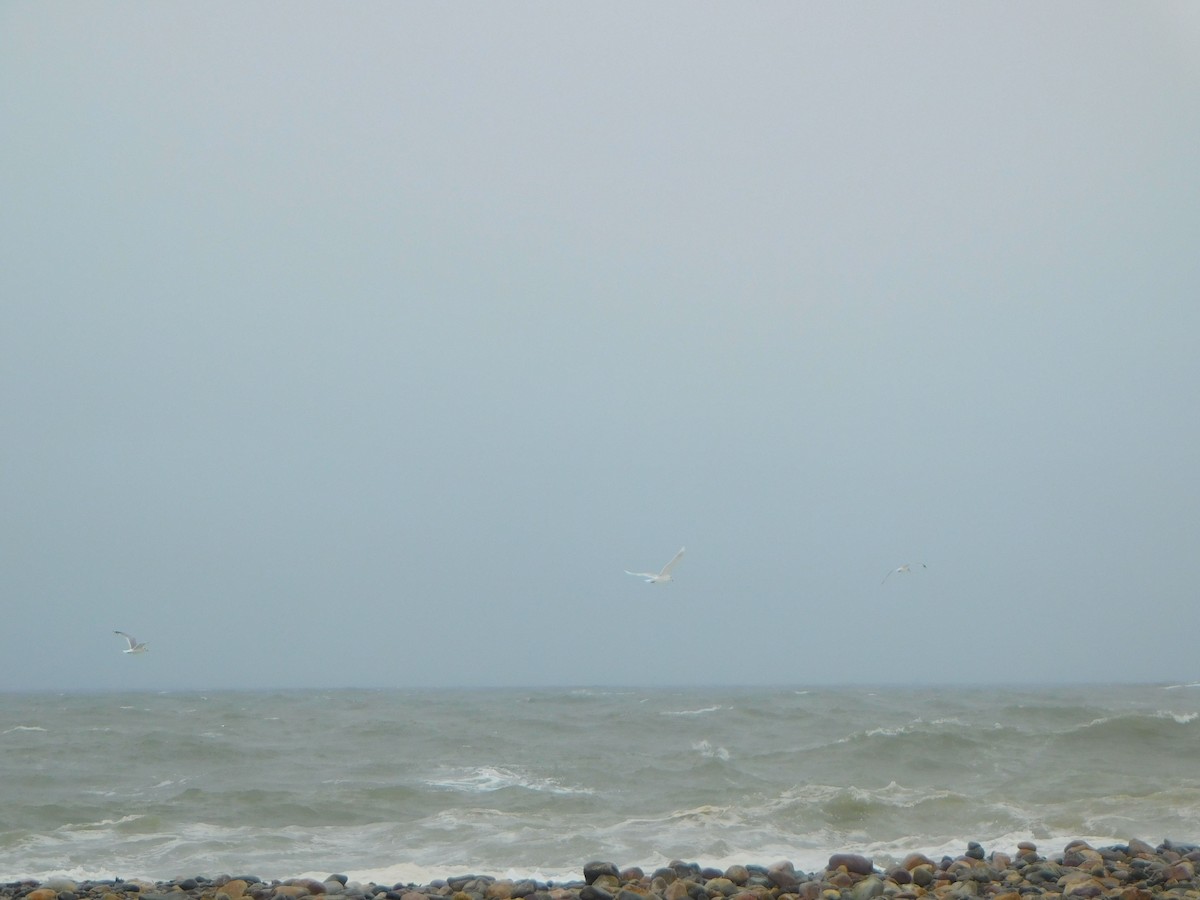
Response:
6,840,1200,900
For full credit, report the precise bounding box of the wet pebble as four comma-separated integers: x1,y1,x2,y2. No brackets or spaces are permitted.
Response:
10,840,1200,900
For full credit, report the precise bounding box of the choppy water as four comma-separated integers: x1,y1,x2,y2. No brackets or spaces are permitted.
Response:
2,684,1198,884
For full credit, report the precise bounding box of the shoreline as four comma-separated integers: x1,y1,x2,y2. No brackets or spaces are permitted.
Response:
6,839,1199,900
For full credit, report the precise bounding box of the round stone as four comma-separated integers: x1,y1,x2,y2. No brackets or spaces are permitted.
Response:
583,864,619,887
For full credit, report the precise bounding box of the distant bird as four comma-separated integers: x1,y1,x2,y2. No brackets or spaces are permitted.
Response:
626,547,686,584
114,631,149,654
882,563,926,585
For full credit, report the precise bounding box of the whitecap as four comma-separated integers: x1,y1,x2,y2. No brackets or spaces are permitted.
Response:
2,725,47,734
426,765,593,795
661,705,725,716
692,739,731,760
57,814,146,832
1155,709,1198,724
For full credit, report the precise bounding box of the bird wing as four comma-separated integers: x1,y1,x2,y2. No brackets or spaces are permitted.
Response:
625,570,656,579
114,630,137,649
659,547,686,577
881,569,897,585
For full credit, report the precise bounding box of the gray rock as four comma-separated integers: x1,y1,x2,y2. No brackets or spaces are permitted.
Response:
910,868,935,888
723,867,749,886
582,865,619,887
828,854,875,877
851,877,885,900
765,868,798,891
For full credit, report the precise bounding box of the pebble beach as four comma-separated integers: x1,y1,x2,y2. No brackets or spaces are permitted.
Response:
8,841,1200,900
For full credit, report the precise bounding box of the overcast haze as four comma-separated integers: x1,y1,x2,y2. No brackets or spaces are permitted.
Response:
2,4,1198,691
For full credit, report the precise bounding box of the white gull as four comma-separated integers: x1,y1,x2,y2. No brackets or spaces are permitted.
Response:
625,547,686,584
882,563,926,585
114,631,149,654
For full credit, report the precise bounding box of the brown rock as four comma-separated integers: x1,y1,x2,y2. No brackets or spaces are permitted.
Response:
272,888,309,899
1058,870,1109,900
828,854,874,876
903,855,937,872
1126,839,1156,858
223,881,249,899
485,883,513,900
1166,861,1196,882
767,863,798,892
27,891,57,900
911,866,936,888
1062,845,1104,875
724,867,749,886
664,881,691,900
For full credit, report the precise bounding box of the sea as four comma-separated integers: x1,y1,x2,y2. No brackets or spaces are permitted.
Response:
2,684,1198,885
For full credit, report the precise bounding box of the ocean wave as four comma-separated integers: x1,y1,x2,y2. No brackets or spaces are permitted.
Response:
692,740,731,760
830,719,987,760
1156,710,1198,725
426,766,594,796
1061,709,1198,739
57,814,147,832
661,706,726,716
4,685,1198,884
2,725,48,734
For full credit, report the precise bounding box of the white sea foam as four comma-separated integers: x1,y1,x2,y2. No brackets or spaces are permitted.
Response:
427,765,593,795
662,705,725,716
322,862,581,887
2,725,47,734
1155,709,1198,724
692,740,730,760
58,814,146,831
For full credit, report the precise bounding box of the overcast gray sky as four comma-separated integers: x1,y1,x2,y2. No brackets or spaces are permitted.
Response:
3,3,1198,691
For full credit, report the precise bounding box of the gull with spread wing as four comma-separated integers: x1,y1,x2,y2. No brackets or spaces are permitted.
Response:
882,563,926,585
626,547,686,584
114,631,149,654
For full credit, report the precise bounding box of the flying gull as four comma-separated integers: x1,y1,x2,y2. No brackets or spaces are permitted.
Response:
881,563,926,585
114,631,149,654
626,547,686,584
